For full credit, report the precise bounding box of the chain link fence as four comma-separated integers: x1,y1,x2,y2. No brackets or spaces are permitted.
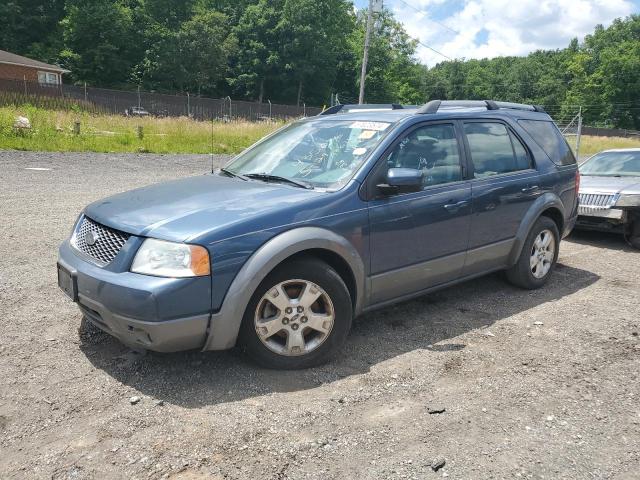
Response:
0,78,321,121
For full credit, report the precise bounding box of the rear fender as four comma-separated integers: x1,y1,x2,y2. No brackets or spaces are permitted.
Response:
507,193,565,266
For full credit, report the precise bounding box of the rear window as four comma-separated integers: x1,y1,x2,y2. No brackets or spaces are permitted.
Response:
518,120,576,165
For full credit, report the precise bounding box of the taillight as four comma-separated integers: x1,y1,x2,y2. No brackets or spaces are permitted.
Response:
575,170,580,194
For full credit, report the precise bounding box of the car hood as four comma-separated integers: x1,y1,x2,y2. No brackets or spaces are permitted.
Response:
84,174,323,243
579,175,640,195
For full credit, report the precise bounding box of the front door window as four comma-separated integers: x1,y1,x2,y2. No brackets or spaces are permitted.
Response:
384,123,462,188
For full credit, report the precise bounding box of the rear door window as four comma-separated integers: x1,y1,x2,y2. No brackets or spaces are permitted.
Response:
463,122,531,178
518,119,576,165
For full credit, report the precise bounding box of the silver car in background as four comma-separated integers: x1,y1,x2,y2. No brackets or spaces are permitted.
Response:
577,148,640,248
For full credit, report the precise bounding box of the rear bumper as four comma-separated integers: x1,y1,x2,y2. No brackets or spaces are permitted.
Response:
58,239,211,352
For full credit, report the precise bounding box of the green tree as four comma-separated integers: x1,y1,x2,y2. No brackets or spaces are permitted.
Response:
138,11,233,95
350,9,425,104
60,0,139,86
278,0,353,106
0,0,66,63
142,0,197,29
230,0,284,102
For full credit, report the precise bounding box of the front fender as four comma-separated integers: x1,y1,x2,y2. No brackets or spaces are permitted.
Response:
202,227,365,351
507,193,565,266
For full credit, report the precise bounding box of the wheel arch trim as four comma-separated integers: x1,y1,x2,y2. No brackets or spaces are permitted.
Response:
507,193,566,266
202,227,365,351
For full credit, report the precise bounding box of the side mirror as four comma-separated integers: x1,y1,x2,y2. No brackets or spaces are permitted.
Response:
377,167,423,195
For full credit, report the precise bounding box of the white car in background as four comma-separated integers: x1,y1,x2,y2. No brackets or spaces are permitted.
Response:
577,148,640,248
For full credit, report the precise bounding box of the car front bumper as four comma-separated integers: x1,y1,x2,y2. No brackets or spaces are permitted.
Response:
575,208,628,233
57,239,211,352
577,206,625,220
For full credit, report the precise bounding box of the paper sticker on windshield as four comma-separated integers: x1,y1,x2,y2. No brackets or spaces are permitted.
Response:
353,147,367,156
359,130,377,140
350,121,389,131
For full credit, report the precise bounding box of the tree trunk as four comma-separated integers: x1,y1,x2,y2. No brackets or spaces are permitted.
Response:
258,78,264,104
297,80,303,107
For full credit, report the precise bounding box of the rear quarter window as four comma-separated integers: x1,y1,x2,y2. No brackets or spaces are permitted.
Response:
518,119,576,166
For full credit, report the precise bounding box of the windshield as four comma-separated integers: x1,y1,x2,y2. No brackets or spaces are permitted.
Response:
580,151,640,177
224,119,392,189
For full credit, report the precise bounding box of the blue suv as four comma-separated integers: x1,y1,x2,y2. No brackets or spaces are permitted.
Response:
57,100,579,369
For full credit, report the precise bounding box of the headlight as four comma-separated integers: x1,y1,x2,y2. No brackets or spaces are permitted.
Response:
131,238,210,277
615,194,640,207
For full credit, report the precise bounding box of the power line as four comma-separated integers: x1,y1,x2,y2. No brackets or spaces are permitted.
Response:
395,0,460,36
378,0,453,60
414,38,452,60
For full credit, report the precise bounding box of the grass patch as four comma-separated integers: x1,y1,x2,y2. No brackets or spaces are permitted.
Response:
569,135,640,157
2,105,639,157
0,105,283,154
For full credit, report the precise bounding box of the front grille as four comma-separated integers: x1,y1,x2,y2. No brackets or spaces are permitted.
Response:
73,216,130,265
578,193,617,215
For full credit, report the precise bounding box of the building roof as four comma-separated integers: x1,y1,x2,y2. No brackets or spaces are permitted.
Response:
0,49,70,73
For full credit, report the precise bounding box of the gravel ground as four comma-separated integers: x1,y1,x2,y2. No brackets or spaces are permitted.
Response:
1,151,639,480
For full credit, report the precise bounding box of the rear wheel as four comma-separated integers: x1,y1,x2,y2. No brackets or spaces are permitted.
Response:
238,258,352,369
506,216,559,289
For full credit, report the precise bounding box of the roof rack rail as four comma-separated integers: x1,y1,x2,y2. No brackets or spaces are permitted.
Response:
320,103,405,115
416,100,546,114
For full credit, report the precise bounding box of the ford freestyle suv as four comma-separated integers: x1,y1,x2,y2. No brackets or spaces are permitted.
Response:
57,100,579,369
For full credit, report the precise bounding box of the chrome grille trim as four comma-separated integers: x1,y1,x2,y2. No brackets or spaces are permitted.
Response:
72,216,130,265
578,193,618,215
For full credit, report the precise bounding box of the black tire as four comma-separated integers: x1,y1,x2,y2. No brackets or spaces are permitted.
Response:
506,216,560,289
628,219,640,249
238,257,353,369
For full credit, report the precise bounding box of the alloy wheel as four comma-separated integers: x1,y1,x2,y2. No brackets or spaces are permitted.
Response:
254,279,335,356
530,229,555,279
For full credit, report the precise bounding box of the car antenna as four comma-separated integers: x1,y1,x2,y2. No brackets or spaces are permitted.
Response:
211,115,219,173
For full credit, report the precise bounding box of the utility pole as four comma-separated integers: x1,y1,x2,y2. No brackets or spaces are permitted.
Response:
358,0,375,104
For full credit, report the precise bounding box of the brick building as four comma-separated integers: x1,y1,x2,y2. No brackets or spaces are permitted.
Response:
0,49,69,85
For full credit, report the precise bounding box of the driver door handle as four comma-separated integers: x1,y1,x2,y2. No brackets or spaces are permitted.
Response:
444,200,468,212
521,185,539,193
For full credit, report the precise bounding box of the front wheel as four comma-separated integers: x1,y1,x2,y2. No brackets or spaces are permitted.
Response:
238,258,353,369
506,216,559,289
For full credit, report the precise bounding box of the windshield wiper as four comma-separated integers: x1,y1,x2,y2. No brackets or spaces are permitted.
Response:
244,173,313,189
219,167,248,181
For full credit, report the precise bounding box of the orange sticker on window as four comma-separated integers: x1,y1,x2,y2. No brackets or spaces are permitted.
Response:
359,130,376,140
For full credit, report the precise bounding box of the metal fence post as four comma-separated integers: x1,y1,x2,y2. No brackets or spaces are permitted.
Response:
84,82,87,102
575,106,582,159
187,92,190,117
268,99,272,120
137,125,143,139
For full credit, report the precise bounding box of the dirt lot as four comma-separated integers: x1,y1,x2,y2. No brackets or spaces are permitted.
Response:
1,151,639,480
